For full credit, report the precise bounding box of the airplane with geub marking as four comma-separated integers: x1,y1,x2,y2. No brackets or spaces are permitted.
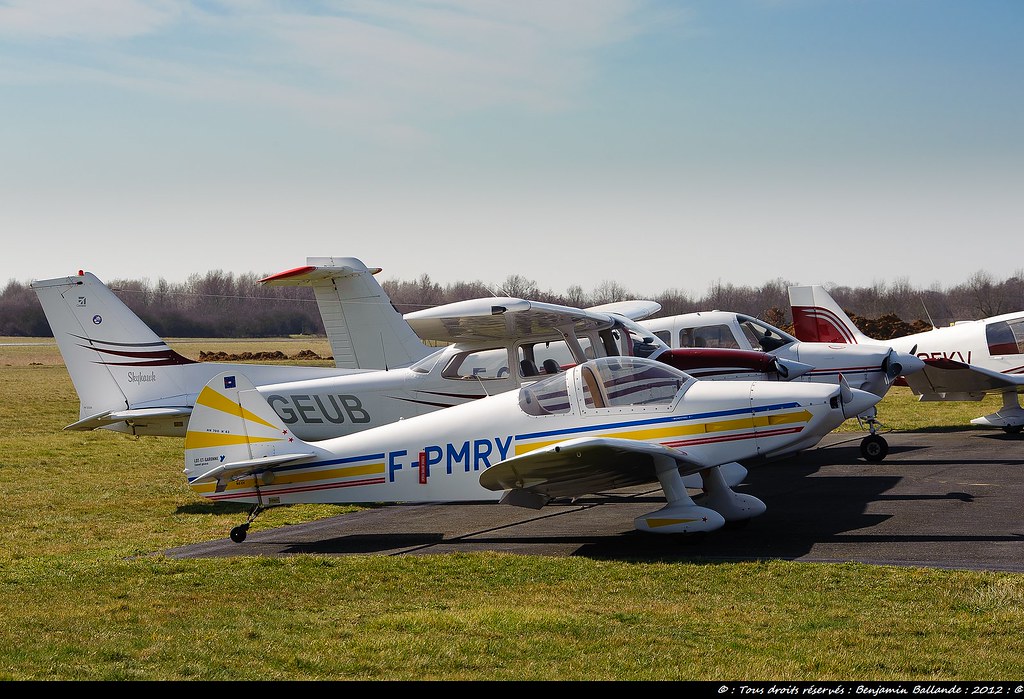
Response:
31,268,686,440
183,355,880,542
789,284,1024,434
33,267,808,455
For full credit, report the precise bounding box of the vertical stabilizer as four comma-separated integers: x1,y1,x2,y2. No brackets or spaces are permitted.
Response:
260,257,434,370
788,285,876,344
31,272,194,426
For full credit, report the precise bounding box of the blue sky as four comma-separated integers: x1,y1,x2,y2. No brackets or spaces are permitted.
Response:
2,0,1022,299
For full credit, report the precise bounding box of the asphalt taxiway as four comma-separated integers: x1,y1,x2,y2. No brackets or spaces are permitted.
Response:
163,429,1024,571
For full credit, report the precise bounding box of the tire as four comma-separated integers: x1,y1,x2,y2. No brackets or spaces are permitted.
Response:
1002,425,1023,435
230,526,248,543
860,434,888,462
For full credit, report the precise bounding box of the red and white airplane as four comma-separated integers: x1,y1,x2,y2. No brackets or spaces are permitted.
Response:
635,311,925,461
789,284,1024,434
184,357,880,542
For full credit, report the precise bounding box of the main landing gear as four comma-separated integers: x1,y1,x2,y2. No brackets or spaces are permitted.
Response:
858,413,889,462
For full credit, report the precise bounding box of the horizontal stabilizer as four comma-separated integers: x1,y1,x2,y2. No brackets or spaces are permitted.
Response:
189,452,316,486
65,406,193,431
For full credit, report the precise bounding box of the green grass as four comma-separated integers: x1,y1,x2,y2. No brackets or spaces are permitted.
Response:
1,339,1022,680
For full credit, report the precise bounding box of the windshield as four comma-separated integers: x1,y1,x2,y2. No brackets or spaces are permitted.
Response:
611,315,670,359
737,316,797,351
409,348,446,374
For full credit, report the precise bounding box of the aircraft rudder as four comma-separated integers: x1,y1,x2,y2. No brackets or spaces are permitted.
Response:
184,371,310,482
31,271,193,426
789,284,873,344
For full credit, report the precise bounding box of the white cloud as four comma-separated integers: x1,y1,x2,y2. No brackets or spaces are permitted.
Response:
0,0,660,128
0,0,180,39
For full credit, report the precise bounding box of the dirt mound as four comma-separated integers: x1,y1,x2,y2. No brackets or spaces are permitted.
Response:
198,349,333,362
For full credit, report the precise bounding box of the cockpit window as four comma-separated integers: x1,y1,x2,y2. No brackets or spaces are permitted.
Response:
441,347,511,380
585,356,691,408
611,315,669,359
681,324,739,349
409,349,444,374
738,317,796,352
986,319,1024,356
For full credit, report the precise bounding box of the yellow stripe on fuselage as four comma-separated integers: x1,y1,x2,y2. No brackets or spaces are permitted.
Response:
184,431,283,450
189,460,386,495
514,409,812,455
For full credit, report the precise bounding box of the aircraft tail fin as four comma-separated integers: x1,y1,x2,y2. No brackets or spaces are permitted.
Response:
788,285,876,345
184,371,317,494
260,257,434,371
31,271,195,430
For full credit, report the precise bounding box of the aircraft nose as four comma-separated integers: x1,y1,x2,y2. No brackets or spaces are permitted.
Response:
842,386,881,420
891,351,925,377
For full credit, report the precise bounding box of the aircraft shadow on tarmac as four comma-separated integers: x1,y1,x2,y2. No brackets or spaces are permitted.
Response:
170,432,1024,568
240,443,907,561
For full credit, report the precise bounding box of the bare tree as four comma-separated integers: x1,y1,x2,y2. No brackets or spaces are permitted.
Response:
497,274,538,299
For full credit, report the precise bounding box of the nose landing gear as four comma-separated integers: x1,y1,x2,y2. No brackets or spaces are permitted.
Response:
858,414,889,462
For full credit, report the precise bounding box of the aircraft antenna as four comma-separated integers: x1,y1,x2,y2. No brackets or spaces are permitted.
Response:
920,296,937,331
473,373,492,397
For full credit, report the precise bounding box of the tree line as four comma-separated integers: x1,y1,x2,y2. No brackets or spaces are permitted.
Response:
2,269,1022,340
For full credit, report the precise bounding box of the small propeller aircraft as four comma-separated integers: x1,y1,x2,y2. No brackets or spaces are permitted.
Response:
639,310,925,461
33,266,806,444
789,284,1024,434
184,356,881,543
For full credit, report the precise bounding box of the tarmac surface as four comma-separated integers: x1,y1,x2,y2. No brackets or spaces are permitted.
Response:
164,429,1024,571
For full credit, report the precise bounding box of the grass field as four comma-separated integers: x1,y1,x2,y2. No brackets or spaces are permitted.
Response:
1,337,1022,681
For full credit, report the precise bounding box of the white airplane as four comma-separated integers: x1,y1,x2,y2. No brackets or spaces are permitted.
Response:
38,267,804,446
789,285,1024,434
638,311,925,461
184,356,881,542
260,258,812,383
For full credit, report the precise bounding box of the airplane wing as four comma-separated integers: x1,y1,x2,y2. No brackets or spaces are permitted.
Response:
65,407,193,431
902,357,1024,399
404,297,622,343
478,436,712,508
585,300,662,321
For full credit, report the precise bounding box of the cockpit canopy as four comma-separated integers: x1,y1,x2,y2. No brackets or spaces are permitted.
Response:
519,356,695,416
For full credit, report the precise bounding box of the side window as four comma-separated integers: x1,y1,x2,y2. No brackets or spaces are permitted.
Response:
986,320,1024,356
654,330,671,346
739,319,790,351
689,324,739,349
441,348,511,380
519,342,571,376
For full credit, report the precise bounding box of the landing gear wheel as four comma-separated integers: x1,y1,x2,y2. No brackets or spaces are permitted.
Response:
860,434,888,462
1003,425,1023,435
230,524,249,543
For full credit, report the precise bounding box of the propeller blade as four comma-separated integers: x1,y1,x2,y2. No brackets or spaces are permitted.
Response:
883,349,902,383
839,373,854,405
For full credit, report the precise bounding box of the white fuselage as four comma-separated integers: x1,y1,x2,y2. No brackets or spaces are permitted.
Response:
185,361,878,507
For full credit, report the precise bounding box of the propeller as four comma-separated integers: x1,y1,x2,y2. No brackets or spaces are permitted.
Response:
882,349,902,384
839,373,854,405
